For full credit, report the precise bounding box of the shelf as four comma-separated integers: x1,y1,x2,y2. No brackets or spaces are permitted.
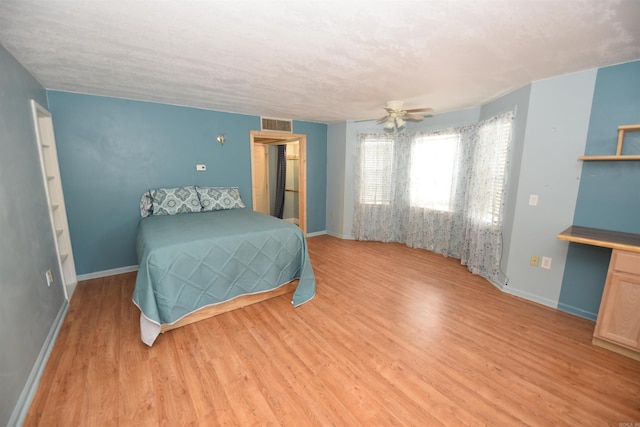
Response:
579,124,640,161
619,124,640,131
579,155,640,161
32,100,77,301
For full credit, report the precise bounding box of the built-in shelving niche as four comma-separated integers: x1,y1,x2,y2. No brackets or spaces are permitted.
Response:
31,100,77,300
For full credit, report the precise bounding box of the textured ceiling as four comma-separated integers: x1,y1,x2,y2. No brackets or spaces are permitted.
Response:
1,0,639,123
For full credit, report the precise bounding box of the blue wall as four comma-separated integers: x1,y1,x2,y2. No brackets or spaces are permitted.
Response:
500,71,596,309
558,60,640,318
0,45,66,426
47,91,327,275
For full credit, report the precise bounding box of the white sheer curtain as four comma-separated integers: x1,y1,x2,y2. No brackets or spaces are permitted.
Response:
353,132,408,243
353,111,514,285
459,112,514,283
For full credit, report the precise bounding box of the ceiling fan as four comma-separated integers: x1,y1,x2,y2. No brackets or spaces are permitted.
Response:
377,100,434,130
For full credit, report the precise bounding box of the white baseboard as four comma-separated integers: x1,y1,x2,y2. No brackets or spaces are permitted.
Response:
306,230,327,237
504,288,596,320
326,231,355,240
502,286,558,310
77,265,138,281
9,300,69,427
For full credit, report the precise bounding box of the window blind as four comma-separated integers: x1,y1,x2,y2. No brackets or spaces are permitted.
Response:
359,135,394,205
477,118,512,224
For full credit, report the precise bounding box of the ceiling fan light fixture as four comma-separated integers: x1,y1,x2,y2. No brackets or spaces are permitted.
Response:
378,100,433,131
383,119,395,130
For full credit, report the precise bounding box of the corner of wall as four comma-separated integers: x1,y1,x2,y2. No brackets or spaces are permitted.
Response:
503,69,597,307
8,302,69,427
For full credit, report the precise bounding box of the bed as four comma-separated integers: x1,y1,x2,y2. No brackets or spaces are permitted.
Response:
132,187,315,346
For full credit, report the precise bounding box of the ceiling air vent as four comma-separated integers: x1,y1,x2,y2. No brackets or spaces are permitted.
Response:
261,117,292,133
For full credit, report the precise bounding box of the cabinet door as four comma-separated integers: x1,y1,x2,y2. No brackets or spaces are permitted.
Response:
594,271,640,351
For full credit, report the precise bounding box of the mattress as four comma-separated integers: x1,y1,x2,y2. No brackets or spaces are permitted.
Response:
132,208,315,345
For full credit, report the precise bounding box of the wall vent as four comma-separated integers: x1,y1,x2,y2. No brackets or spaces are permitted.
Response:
261,117,293,133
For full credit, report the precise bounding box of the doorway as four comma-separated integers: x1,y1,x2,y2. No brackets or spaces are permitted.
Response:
252,143,270,215
250,131,307,234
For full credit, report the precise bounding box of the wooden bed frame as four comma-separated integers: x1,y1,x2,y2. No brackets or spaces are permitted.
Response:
160,280,298,333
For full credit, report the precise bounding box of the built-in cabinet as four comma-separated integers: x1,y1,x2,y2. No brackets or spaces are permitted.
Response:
593,250,640,358
558,226,640,361
31,100,77,300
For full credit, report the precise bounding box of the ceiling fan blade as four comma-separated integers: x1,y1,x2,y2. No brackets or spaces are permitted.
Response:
405,107,434,114
403,113,424,121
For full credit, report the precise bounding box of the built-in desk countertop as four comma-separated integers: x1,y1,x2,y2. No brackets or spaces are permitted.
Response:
557,225,640,253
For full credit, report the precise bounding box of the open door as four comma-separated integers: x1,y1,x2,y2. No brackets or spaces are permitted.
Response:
252,143,270,215
250,130,307,234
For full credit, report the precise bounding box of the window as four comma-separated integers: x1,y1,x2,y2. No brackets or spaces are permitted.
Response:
354,111,514,285
475,118,512,224
410,132,461,211
359,135,394,205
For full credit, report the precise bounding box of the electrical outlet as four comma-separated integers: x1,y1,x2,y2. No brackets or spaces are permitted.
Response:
45,269,54,287
530,255,539,267
541,257,552,269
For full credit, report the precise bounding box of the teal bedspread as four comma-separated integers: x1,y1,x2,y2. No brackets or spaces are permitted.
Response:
132,209,315,345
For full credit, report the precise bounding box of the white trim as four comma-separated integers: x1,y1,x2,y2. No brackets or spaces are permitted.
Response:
9,301,69,427
306,230,327,238
77,265,138,281
502,286,558,309
326,231,355,240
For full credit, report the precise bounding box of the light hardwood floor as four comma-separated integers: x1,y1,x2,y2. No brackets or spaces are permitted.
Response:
25,235,640,426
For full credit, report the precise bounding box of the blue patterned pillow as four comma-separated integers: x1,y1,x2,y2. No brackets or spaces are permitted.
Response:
152,186,201,215
140,190,153,218
197,187,246,211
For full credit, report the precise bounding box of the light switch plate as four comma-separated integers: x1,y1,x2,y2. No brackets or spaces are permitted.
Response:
196,164,206,171
45,269,54,286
